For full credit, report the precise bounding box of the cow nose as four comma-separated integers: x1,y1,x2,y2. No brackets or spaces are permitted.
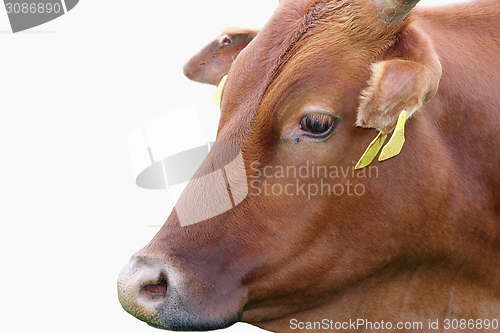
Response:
117,256,167,328
142,279,168,298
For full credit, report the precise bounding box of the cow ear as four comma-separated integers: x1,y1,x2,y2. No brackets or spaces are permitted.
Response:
183,28,258,86
356,24,442,134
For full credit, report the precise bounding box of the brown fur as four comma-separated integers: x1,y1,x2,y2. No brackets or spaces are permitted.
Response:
119,1,500,332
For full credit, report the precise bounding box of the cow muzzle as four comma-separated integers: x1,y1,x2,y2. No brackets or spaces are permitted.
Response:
118,254,244,331
117,255,167,328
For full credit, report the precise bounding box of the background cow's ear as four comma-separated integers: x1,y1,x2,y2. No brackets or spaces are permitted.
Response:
356,24,442,134
183,28,259,86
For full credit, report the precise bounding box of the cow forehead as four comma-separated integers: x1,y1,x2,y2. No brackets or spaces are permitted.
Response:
218,0,322,142
219,0,397,147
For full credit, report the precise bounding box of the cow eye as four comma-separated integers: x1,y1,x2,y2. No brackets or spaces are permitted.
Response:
299,113,338,138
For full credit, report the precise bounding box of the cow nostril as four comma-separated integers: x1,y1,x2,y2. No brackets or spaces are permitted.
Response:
141,278,168,300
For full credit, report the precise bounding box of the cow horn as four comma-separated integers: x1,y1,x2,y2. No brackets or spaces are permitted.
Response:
379,0,420,22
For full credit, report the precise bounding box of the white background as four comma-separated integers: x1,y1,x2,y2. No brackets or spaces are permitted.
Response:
0,0,469,332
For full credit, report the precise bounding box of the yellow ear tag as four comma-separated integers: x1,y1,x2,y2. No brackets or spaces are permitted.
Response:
379,110,407,162
212,75,228,106
355,132,388,170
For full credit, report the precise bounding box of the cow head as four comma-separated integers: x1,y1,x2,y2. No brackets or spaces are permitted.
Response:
119,0,448,331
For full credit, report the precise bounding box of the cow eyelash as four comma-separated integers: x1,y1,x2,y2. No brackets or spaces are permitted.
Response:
299,113,338,138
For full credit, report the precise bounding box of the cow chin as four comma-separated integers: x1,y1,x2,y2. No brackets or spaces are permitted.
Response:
117,255,243,331
148,299,240,331
155,305,240,331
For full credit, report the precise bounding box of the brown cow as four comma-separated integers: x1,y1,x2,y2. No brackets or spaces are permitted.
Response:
183,27,258,85
118,0,500,332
